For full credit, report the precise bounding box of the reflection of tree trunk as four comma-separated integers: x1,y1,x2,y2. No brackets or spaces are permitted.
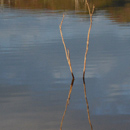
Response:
0,0,3,6
60,78,74,130
75,0,79,10
59,14,75,130
83,1,95,128
83,77,93,130
15,0,16,6
75,0,89,11
8,0,10,6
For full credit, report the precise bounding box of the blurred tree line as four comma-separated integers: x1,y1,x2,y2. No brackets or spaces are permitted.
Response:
1,0,130,23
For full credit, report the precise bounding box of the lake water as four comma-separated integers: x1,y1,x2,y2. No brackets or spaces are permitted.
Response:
0,0,130,130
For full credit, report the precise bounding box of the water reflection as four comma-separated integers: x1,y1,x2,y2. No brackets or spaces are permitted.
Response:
59,13,75,130
82,1,94,129
1,0,129,24
60,78,93,130
106,3,130,23
83,77,93,130
60,77,74,130
60,1,94,129
0,0,130,130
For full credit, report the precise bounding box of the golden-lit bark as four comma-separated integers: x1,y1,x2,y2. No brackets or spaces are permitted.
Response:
59,14,74,79
83,0,95,78
83,1,94,129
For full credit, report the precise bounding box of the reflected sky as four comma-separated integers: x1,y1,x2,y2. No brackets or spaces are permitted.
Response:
0,1,130,130
0,9,130,115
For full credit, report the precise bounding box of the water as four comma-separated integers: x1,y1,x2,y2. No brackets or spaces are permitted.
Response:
0,0,130,130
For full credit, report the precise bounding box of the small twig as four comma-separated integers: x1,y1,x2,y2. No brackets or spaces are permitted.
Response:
59,14,74,79
85,0,91,15
59,14,65,30
92,5,95,14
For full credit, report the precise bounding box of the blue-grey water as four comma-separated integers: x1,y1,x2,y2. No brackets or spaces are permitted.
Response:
0,1,130,130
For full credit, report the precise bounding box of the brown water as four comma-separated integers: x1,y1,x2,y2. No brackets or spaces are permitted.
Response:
0,0,130,130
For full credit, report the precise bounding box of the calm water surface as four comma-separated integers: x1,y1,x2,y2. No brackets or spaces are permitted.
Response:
0,0,130,130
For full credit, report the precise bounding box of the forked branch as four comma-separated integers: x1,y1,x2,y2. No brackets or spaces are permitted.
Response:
83,1,95,78
59,14,74,79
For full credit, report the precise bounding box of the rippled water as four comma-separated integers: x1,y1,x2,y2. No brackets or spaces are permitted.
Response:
0,0,130,130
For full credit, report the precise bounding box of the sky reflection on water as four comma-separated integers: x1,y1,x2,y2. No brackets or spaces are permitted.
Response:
0,0,130,130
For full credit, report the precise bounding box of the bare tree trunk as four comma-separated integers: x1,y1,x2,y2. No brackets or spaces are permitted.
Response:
59,14,75,79
83,0,95,78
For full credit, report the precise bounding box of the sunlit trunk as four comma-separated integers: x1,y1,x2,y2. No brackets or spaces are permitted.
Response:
59,14,74,79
